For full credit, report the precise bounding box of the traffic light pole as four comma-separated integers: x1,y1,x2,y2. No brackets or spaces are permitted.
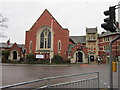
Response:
109,35,120,90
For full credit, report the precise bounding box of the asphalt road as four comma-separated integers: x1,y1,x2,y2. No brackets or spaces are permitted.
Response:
1,63,118,89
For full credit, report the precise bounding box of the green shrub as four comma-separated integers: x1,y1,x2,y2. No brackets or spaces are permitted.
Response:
26,53,35,62
2,49,10,63
21,59,50,64
24,54,50,64
52,55,63,64
37,59,50,64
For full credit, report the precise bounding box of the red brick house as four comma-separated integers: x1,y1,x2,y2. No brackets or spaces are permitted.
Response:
1,42,25,62
9,43,24,61
68,36,88,63
68,27,99,63
98,31,120,63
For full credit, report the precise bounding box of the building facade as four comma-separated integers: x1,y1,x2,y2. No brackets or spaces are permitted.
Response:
25,9,69,60
1,9,120,63
1,42,25,61
68,36,87,63
25,9,120,64
86,27,99,63
98,31,120,63
25,9,100,63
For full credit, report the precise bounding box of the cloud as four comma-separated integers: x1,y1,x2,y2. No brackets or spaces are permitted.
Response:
1,1,119,43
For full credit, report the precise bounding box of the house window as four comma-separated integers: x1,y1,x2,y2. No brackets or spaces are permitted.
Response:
91,36,95,40
58,40,61,51
104,36,111,42
104,46,109,51
40,29,51,49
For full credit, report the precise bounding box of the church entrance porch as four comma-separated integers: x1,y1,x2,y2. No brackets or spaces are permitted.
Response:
10,50,20,61
70,51,86,63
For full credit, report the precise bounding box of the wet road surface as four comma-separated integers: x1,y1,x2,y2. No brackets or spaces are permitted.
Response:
1,64,118,89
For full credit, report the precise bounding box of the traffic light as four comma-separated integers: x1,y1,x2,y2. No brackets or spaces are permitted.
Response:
101,6,116,32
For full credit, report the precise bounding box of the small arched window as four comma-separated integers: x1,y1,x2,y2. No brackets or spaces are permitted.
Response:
29,41,32,51
58,40,61,51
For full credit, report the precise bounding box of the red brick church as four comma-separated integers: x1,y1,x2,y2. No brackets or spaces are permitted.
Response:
25,9,69,61
25,9,120,63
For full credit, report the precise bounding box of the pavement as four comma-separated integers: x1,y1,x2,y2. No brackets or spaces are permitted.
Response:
1,62,109,66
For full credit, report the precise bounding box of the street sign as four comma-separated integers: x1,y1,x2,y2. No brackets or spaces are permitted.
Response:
36,54,44,59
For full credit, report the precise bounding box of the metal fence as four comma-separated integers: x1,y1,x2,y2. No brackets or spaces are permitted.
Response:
1,72,99,89
38,77,99,89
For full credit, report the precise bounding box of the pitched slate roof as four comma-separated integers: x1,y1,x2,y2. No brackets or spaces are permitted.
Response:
0,42,13,48
70,36,86,43
99,31,120,37
68,44,77,53
0,42,24,49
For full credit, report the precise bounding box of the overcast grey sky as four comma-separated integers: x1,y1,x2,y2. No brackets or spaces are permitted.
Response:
0,0,119,44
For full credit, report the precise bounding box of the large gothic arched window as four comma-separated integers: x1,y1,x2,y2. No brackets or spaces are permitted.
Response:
40,29,51,49
48,32,51,48
40,32,44,48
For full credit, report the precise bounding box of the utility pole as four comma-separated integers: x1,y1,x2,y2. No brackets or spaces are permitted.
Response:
109,35,120,89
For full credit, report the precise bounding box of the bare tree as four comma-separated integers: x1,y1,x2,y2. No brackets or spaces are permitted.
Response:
0,13,8,38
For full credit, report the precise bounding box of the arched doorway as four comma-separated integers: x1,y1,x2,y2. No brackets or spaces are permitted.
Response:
78,51,83,62
12,51,17,60
72,51,85,63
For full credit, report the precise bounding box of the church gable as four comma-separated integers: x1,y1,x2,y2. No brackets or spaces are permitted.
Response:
10,43,21,54
29,9,64,33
